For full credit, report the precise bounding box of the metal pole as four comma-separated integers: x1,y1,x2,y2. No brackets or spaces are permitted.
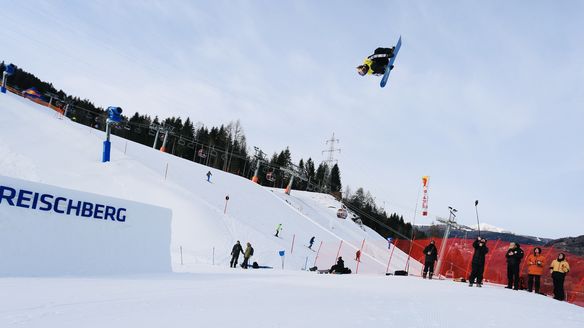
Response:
386,239,397,274
153,128,159,149
474,200,481,236
212,246,215,265
290,234,295,254
405,181,423,273
313,241,323,267
180,246,183,265
160,131,169,152
334,240,344,266
435,220,451,277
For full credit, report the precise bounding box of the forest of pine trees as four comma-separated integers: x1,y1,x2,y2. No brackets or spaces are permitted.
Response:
1,61,423,241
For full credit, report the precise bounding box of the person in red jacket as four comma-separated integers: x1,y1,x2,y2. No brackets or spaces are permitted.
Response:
526,247,546,293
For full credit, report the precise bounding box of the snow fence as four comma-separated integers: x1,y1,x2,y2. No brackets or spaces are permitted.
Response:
395,237,584,307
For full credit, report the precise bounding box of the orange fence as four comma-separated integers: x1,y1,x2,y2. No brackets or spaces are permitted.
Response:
394,238,584,307
6,85,65,115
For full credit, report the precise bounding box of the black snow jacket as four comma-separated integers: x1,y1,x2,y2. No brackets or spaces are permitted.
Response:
231,243,243,256
471,239,489,265
423,244,438,263
506,244,524,266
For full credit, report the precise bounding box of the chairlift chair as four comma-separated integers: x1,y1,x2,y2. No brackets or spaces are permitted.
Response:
148,129,156,136
210,149,218,157
266,171,276,182
178,138,186,146
187,142,195,149
197,148,207,158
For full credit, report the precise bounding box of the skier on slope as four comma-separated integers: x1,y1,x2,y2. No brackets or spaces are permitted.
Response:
468,237,489,287
356,47,395,76
275,223,283,237
422,240,438,279
230,241,244,268
206,171,212,182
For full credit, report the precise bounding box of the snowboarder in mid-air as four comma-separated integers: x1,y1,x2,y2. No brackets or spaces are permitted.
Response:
308,236,315,249
357,36,402,88
356,47,395,76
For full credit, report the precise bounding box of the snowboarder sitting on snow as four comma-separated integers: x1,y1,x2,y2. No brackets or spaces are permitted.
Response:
230,241,244,268
356,47,395,76
329,256,351,274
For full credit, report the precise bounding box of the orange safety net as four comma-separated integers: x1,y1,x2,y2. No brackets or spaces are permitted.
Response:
394,238,584,307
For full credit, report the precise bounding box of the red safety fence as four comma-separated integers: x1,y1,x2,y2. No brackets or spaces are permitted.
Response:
394,238,584,307
312,239,423,276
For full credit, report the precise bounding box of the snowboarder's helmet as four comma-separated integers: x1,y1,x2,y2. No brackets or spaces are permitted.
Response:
356,65,369,76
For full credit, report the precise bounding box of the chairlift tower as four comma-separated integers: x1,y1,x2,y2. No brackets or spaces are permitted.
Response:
251,146,266,183
150,123,174,152
435,206,461,278
282,163,308,195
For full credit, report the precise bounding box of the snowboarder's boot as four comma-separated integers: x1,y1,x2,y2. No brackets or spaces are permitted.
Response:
477,283,482,288
469,283,473,287
422,272,427,279
429,273,433,280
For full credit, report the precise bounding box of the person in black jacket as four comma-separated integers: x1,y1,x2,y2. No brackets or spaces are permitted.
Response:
469,237,489,287
505,242,524,290
422,240,438,279
329,257,351,274
230,241,244,268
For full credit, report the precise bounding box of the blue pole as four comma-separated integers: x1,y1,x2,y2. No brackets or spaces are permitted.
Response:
102,140,111,162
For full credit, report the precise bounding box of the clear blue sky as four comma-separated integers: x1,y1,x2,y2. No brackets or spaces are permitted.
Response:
2,1,583,238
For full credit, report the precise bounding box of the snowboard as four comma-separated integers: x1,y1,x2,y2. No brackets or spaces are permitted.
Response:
305,245,316,252
380,36,402,88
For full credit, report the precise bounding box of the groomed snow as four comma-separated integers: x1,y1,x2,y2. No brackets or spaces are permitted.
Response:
1,266,583,327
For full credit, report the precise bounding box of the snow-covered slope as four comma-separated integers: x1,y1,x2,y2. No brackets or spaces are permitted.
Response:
0,92,419,275
2,93,583,327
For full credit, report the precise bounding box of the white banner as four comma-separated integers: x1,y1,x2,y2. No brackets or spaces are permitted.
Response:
0,175,172,276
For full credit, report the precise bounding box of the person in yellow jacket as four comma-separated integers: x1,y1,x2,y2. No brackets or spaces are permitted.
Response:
550,253,570,301
526,247,546,293
356,47,395,76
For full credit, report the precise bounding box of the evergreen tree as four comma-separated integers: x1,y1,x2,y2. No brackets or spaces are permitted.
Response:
330,164,342,192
